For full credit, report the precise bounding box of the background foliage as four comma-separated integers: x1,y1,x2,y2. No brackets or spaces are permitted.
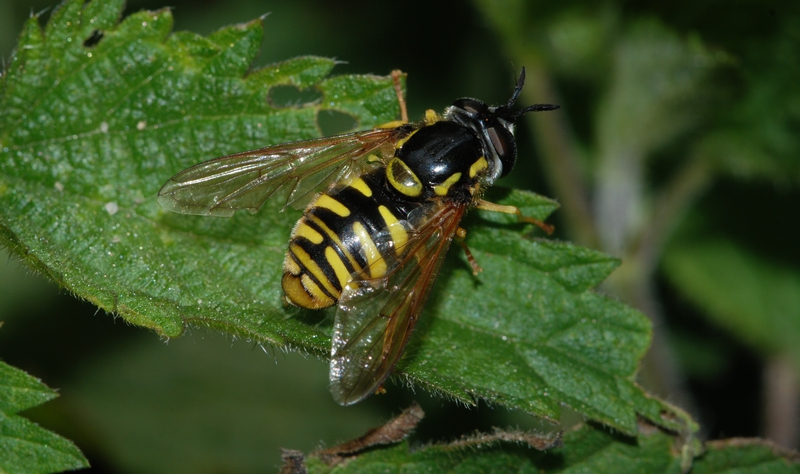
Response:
1,0,799,472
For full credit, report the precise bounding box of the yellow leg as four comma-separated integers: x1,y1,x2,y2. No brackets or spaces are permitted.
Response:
475,199,555,235
456,227,482,275
390,70,409,123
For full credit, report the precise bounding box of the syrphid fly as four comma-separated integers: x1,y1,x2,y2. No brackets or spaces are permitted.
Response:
158,68,559,405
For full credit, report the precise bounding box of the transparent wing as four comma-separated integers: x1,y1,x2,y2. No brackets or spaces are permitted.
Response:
157,127,407,216
330,202,468,405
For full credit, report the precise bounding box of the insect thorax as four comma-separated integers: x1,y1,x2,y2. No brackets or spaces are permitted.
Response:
385,121,489,204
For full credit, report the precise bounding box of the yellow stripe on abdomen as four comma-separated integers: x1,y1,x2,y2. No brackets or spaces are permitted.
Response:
325,246,352,290
307,214,362,273
378,205,408,255
292,221,324,244
289,243,341,300
351,221,387,278
282,265,335,309
314,194,351,217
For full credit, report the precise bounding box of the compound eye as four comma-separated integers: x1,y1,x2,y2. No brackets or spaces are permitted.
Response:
487,126,517,177
452,98,487,115
487,126,510,160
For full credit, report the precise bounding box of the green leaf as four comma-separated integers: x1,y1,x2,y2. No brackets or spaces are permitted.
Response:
696,17,800,185
0,361,88,472
473,191,620,293
0,362,55,416
593,20,728,160
0,0,671,435
663,236,800,366
694,439,800,474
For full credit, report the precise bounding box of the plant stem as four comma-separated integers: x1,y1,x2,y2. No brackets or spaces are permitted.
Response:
763,355,799,449
631,158,711,278
607,157,711,413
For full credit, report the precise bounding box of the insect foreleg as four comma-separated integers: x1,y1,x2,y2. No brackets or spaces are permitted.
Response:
474,199,555,235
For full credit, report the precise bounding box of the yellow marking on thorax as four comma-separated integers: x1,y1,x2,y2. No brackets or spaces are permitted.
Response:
308,215,362,272
325,246,351,290
376,119,406,129
378,205,409,255
425,109,441,124
434,172,462,196
314,194,351,217
289,243,341,298
386,158,423,197
351,222,387,278
293,221,323,244
349,177,373,197
469,156,488,178
394,128,419,150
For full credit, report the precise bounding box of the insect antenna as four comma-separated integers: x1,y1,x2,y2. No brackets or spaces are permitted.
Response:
514,103,561,118
505,67,560,120
507,67,527,108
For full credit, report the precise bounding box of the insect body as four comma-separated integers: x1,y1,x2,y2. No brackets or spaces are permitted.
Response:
158,68,558,405
283,119,486,310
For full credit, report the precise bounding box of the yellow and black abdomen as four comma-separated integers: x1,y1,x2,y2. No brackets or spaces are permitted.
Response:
282,170,420,309
283,118,492,309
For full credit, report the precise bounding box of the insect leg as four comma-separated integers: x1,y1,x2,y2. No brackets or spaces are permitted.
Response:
474,199,555,235
456,227,482,275
390,69,409,123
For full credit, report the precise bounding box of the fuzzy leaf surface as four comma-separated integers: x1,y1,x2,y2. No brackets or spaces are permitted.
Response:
305,423,799,474
304,424,684,474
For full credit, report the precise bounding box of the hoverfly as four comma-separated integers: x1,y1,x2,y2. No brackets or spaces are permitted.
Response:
158,68,559,405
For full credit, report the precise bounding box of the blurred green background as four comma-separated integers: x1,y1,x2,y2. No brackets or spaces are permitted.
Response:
2,0,800,472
